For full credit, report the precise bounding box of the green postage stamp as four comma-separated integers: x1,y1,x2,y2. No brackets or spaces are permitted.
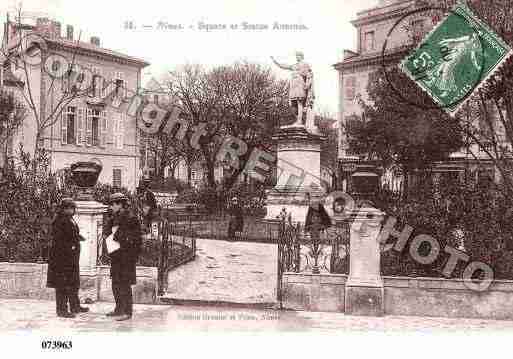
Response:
400,2,513,115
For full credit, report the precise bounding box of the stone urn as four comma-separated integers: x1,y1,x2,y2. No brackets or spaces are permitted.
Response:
70,161,102,201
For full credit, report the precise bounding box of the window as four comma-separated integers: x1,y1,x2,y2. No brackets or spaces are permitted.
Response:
479,141,493,153
344,115,361,156
61,106,76,144
91,66,101,98
412,19,425,42
86,108,107,147
113,112,125,149
363,30,375,52
345,76,357,102
92,109,100,146
477,168,494,187
113,168,122,188
113,71,127,98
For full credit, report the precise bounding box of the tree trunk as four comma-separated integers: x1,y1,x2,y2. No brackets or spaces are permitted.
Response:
158,159,167,180
187,162,192,187
32,130,42,173
402,168,409,201
205,162,216,188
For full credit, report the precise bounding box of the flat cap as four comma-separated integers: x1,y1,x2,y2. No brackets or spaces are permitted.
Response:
109,192,128,203
60,197,76,208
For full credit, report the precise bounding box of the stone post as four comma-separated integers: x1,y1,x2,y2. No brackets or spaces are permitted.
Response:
344,204,385,316
75,200,108,272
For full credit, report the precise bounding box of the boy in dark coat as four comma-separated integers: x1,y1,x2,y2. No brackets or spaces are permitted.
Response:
104,193,142,321
227,196,244,241
304,193,332,238
46,198,89,318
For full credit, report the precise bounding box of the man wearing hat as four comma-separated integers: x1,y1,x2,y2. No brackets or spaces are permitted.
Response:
47,198,89,318
103,192,142,321
137,177,157,210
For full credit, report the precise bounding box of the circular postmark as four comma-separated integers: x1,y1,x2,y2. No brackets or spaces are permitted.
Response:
381,6,487,112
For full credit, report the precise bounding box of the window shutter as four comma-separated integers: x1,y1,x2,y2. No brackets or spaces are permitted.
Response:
86,108,93,146
113,114,118,148
73,108,78,144
101,76,107,99
100,110,107,147
117,113,124,149
106,112,112,145
61,111,67,144
113,168,122,188
77,108,84,145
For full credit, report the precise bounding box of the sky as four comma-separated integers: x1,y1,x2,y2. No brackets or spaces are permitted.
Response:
0,0,378,116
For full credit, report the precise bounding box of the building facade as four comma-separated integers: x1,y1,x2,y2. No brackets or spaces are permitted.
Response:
1,15,149,191
333,0,501,192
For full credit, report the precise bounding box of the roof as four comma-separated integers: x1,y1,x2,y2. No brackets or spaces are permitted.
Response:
333,45,412,71
8,21,149,68
45,37,150,68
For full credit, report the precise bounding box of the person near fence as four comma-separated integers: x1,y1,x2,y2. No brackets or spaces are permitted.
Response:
137,177,157,213
304,193,332,242
227,196,244,241
46,198,89,318
104,193,142,321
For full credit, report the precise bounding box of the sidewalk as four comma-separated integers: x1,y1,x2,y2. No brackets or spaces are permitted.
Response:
2,299,513,332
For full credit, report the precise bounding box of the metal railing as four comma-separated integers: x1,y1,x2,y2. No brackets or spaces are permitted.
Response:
275,217,350,305
156,214,198,295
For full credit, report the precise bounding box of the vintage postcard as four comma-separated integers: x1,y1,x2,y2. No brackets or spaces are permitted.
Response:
1,0,513,356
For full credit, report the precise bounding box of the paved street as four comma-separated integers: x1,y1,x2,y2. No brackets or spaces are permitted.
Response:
2,299,513,332
165,238,277,304
164,238,339,304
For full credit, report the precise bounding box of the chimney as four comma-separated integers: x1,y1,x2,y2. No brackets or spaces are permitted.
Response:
66,25,74,40
90,36,100,46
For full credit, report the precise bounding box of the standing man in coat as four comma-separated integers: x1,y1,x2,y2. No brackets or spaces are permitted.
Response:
104,193,142,321
47,198,89,318
227,196,244,241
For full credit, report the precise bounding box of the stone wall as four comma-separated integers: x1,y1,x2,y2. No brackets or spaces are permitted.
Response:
282,272,513,320
0,263,158,304
282,273,347,312
383,276,513,321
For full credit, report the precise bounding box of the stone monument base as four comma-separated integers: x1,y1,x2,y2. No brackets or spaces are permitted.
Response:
265,126,326,223
265,186,325,223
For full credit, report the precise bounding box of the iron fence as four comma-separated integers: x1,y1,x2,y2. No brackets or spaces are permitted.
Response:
275,217,350,305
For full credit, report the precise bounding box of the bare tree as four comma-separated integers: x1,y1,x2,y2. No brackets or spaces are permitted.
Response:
165,62,290,190
0,90,26,166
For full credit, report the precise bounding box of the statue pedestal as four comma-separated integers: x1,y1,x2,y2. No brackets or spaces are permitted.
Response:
344,205,385,316
74,200,108,273
265,126,326,223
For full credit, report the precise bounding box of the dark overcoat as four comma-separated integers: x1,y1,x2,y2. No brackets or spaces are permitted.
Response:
104,210,142,285
228,203,244,234
46,215,81,289
305,204,332,232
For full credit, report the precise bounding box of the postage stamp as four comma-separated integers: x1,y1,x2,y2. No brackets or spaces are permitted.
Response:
400,3,513,115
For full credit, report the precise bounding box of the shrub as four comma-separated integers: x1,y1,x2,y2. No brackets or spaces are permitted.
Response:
148,177,189,193
174,182,267,217
0,149,156,265
375,179,513,279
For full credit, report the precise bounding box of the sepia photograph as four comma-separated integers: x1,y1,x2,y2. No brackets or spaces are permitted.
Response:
0,0,512,356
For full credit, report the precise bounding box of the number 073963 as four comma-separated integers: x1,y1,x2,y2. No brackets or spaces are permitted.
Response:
41,340,73,350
